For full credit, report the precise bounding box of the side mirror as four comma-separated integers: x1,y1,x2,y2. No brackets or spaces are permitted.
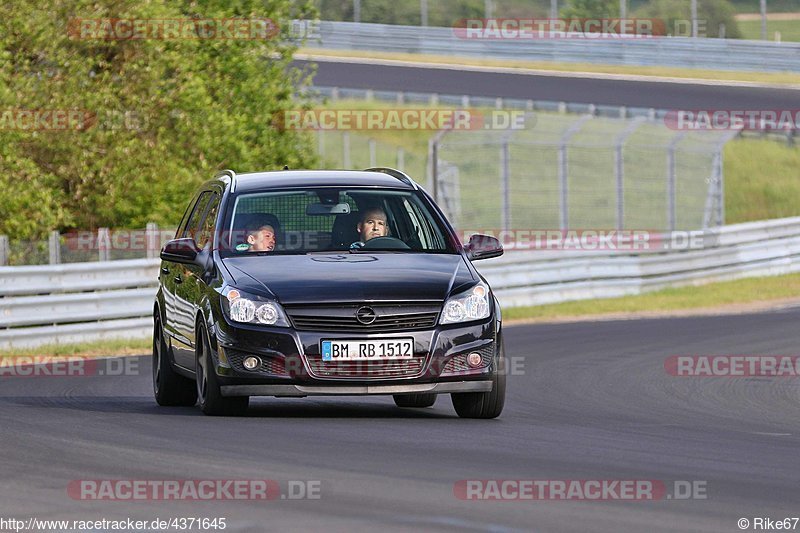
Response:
160,238,199,264
464,234,503,261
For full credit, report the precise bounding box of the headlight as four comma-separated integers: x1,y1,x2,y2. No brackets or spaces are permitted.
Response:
440,283,491,324
221,287,290,327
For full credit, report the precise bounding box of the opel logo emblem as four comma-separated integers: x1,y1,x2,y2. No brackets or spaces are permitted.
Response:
356,306,377,325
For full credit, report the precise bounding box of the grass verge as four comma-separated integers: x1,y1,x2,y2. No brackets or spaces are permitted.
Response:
504,273,800,322
299,48,800,86
738,18,800,41
0,338,151,358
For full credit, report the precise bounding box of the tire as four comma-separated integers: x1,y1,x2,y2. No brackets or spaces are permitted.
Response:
393,393,437,408
152,315,197,407
196,324,249,416
451,343,506,419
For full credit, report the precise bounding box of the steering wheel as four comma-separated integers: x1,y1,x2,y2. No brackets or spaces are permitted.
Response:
359,236,411,250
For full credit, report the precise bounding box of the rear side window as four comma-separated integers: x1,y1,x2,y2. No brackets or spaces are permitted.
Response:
196,193,220,249
182,192,212,241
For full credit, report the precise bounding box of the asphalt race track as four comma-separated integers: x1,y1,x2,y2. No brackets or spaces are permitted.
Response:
297,58,800,110
2,309,800,532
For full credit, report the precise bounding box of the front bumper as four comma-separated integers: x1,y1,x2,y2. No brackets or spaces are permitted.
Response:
220,380,493,398
212,314,499,390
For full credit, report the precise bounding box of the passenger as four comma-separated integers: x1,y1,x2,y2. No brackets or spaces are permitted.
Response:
246,223,277,252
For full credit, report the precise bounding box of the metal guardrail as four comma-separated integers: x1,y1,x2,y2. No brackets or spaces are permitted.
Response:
307,21,800,73
0,258,159,350
2,217,800,349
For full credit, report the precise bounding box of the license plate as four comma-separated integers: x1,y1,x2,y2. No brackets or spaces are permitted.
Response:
321,339,414,361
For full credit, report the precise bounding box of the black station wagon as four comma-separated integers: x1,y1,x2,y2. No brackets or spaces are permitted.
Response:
153,168,506,417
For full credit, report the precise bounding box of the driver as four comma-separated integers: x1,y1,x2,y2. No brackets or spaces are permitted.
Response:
357,207,388,243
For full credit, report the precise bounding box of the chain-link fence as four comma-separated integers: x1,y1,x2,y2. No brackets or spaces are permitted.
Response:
0,225,176,266
430,112,740,233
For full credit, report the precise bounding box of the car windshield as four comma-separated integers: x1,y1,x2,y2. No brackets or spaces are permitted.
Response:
222,188,457,255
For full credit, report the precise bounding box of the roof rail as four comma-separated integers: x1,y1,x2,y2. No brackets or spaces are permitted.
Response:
216,169,237,192
364,167,417,189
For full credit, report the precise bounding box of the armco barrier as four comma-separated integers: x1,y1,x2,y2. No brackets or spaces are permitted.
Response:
306,21,800,73
2,218,800,350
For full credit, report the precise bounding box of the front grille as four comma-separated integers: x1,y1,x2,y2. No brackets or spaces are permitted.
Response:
286,303,440,332
306,357,425,378
442,343,495,374
225,349,287,376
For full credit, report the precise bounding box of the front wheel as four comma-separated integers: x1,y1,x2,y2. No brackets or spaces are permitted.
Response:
196,325,249,416
153,315,197,407
393,393,437,408
451,343,506,419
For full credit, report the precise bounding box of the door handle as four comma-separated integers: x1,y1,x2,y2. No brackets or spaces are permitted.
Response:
174,276,183,284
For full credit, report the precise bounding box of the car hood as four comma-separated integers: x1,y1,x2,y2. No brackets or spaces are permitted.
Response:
222,253,475,304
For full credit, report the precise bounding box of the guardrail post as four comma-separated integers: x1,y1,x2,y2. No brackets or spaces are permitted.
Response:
558,141,568,230
343,132,351,168
396,92,405,105
667,147,677,231
365,89,374,101
461,95,470,108
98,227,111,261
558,115,593,230
331,87,339,102
500,139,511,232
614,117,645,230
368,138,377,167
317,130,325,157
666,131,689,231
146,222,159,259
48,230,61,264
397,148,405,171
495,97,503,109
430,139,438,202
0,235,8,266
429,93,438,106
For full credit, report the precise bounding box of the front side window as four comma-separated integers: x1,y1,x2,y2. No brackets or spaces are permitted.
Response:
223,188,455,255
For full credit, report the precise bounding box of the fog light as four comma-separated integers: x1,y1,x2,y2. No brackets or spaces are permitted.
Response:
467,352,483,368
243,356,261,371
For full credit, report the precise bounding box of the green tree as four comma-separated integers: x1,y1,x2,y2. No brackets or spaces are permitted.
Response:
0,0,317,240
